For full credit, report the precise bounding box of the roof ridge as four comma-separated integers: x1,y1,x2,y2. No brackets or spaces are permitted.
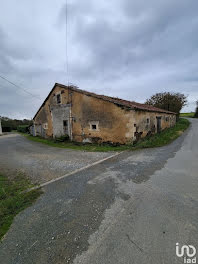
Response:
33,83,176,120
58,83,176,115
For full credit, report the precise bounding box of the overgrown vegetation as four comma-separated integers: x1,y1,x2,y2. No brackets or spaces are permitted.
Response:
21,133,128,152
20,118,190,152
54,135,70,142
0,173,42,240
17,125,29,133
135,118,190,148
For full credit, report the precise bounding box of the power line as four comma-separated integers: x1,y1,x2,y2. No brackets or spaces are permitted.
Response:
0,74,41,100
0,84,41,106
0,82,41,119
65,0,69,85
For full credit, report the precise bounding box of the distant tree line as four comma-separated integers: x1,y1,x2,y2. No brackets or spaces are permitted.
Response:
1,117,33,132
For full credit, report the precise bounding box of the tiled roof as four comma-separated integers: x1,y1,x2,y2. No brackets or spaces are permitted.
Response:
33,83,176,120
57,83,176,115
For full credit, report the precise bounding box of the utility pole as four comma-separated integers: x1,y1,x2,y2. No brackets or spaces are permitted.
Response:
0,116,2,135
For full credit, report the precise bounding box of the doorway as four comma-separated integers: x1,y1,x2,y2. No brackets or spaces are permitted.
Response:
156,116,162,133
63,120,69,135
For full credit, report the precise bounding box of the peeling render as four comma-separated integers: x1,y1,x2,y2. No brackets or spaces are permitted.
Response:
30,83,176,144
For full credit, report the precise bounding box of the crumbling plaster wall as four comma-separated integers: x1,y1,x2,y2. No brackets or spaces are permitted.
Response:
33,85,176,144
71,91,176,144
34,85,71,137
71,91,132,144
51,104,71,138
131,111,176,142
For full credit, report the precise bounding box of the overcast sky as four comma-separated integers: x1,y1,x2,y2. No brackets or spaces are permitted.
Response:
0,0,198,119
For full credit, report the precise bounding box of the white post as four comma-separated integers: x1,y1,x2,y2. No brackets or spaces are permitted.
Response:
0,118,2,135
33,121,36,137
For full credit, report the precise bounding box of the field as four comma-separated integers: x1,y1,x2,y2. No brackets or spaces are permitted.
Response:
180,112,195,118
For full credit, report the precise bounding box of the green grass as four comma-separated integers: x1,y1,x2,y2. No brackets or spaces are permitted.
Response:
20,118,190,152
0,119,189,241
20,133,129,152
180,112,195,118
0,173,42,240
135,118,190,148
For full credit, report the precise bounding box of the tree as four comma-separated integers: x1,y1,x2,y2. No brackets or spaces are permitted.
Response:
1,117,33,131
194,101,198,118
145,92,187,115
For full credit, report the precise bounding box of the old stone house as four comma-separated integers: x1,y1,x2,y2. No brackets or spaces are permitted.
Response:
30,83,176,144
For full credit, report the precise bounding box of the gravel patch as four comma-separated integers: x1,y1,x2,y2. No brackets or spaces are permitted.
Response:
0,134,113,184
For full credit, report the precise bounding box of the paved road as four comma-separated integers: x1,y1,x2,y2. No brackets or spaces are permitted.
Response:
0,134,112,184
0,119,198,264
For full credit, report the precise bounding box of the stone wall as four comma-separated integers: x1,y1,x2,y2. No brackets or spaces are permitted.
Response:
51,104,71,138
32,84,176,144
71,91,132,144
34,86,71,138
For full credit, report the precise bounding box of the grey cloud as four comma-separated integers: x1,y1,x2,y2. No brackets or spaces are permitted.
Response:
63,0,198,90
0,0,198,118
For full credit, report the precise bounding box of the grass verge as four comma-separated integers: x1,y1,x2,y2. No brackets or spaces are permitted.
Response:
20,118,190,152
0,173,42,240
20,133,129,152
135,118,190,148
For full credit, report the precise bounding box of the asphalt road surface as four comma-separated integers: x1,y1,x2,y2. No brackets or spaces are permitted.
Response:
0,133,112,184
0,119,197,264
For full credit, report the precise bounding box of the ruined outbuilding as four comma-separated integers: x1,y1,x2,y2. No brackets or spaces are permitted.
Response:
30,83,176,144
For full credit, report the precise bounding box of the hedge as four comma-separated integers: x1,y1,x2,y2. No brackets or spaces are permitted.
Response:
17,125,29,133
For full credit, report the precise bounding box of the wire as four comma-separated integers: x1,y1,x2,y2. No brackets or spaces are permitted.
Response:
0,82,41,120
0,74,41,100
0,84,41,106
65,0,69,85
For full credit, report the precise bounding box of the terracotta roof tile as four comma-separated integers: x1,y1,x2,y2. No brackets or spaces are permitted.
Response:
57,83,176,115
33,83,176,120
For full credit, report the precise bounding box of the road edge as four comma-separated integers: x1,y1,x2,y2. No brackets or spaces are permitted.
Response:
26,151,123,191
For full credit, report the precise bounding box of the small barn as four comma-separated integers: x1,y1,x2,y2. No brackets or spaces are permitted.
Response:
30,83,176,144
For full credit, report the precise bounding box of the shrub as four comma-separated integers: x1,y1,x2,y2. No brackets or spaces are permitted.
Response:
194,101,198,118
54,135,70,142
194,108,198,118
2,127,11,132
17,125,29,133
